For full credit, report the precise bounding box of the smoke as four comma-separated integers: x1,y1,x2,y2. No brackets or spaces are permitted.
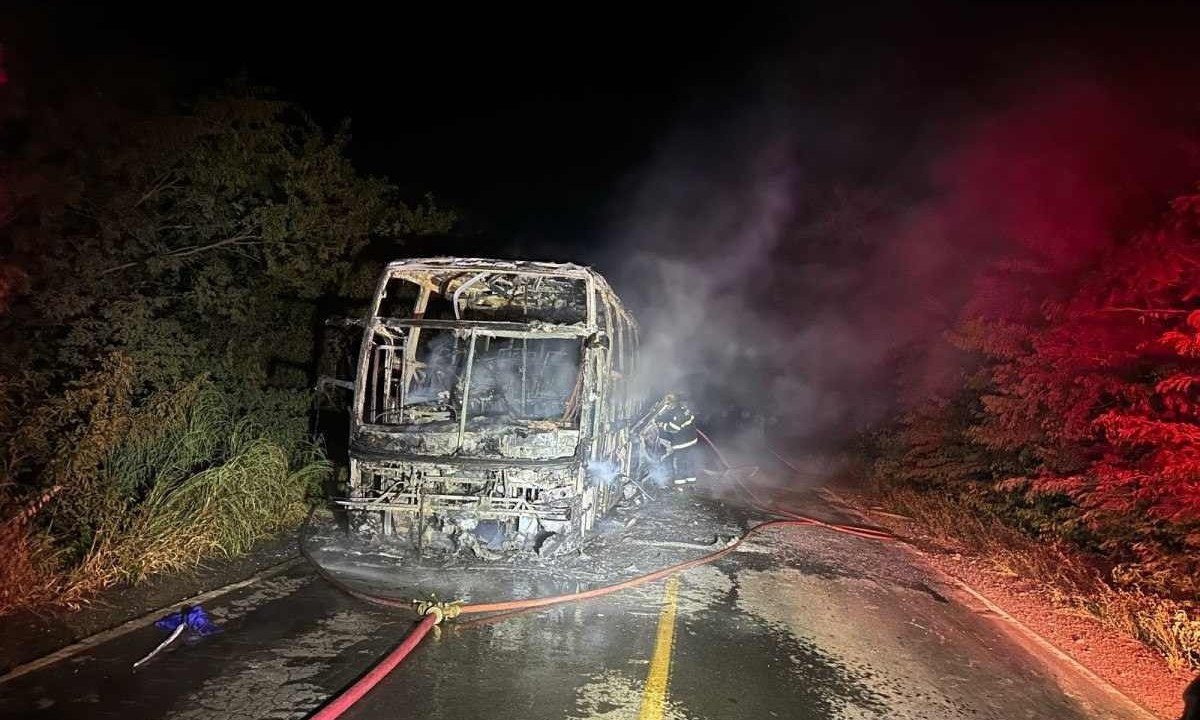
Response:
598,48,1200,454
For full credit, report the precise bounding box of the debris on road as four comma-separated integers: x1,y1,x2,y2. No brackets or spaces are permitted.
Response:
133,605,221,669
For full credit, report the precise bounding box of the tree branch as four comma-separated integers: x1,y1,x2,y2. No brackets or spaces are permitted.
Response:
100,234,262,276
1098,306,1191,316
133,172,180,208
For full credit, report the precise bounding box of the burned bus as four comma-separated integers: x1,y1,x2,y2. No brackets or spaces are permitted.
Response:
337,258,648,556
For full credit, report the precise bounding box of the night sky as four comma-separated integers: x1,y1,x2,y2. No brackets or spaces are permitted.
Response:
0,5,1084,248
12,4,1200,246
20,4,789,247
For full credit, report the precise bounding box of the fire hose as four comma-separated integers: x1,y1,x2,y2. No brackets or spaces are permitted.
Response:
303,429,898,720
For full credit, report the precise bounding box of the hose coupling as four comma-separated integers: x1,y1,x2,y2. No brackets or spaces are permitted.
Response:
413,599,463,625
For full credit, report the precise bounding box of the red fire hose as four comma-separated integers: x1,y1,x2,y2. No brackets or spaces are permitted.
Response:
309,613,438,720
304,430,897,719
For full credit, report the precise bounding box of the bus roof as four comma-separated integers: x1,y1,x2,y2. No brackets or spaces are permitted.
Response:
383,257,634,328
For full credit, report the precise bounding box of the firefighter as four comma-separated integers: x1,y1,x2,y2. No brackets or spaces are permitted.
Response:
654,393,698,485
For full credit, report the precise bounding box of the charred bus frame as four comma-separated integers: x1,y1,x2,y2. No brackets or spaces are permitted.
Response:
337,258,647,554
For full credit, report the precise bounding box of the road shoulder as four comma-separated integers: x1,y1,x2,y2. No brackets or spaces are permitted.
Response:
0,530,299,676
825,488,1188,720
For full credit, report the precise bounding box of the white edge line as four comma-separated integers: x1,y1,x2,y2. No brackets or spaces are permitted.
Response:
0,555,305,684
818,487,1161,720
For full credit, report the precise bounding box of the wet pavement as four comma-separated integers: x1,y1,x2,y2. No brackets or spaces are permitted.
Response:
0,481,1153,719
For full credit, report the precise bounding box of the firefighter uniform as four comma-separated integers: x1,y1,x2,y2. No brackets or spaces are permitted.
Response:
656,396,698,484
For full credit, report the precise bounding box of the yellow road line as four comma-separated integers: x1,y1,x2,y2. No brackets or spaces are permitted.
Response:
637,576,681,720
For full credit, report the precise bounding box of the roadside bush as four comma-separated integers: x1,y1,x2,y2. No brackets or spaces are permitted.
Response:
868,188,1200,670
0,355,327,614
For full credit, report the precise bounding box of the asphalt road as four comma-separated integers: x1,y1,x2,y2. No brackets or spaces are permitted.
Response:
0,480,1153,719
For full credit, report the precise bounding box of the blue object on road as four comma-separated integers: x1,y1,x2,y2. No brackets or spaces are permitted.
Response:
134,606,220,669
154,605,221,637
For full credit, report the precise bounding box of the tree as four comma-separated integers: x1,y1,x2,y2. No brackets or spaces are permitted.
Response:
2,80,454,466
1054,193,1200,525
877,189,1200,590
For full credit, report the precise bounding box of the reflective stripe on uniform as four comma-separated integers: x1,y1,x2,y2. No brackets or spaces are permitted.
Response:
670,437,698,451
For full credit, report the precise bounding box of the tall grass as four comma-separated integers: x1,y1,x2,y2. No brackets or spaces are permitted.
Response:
0,365,327,614
0,487,71,611
76,423,327,590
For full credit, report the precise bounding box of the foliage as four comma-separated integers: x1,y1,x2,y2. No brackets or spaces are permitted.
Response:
76,372,328,588
0,487,63,613
871,188,1200,603
2,81,453,454
0,364,326,613
0,65,455,611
